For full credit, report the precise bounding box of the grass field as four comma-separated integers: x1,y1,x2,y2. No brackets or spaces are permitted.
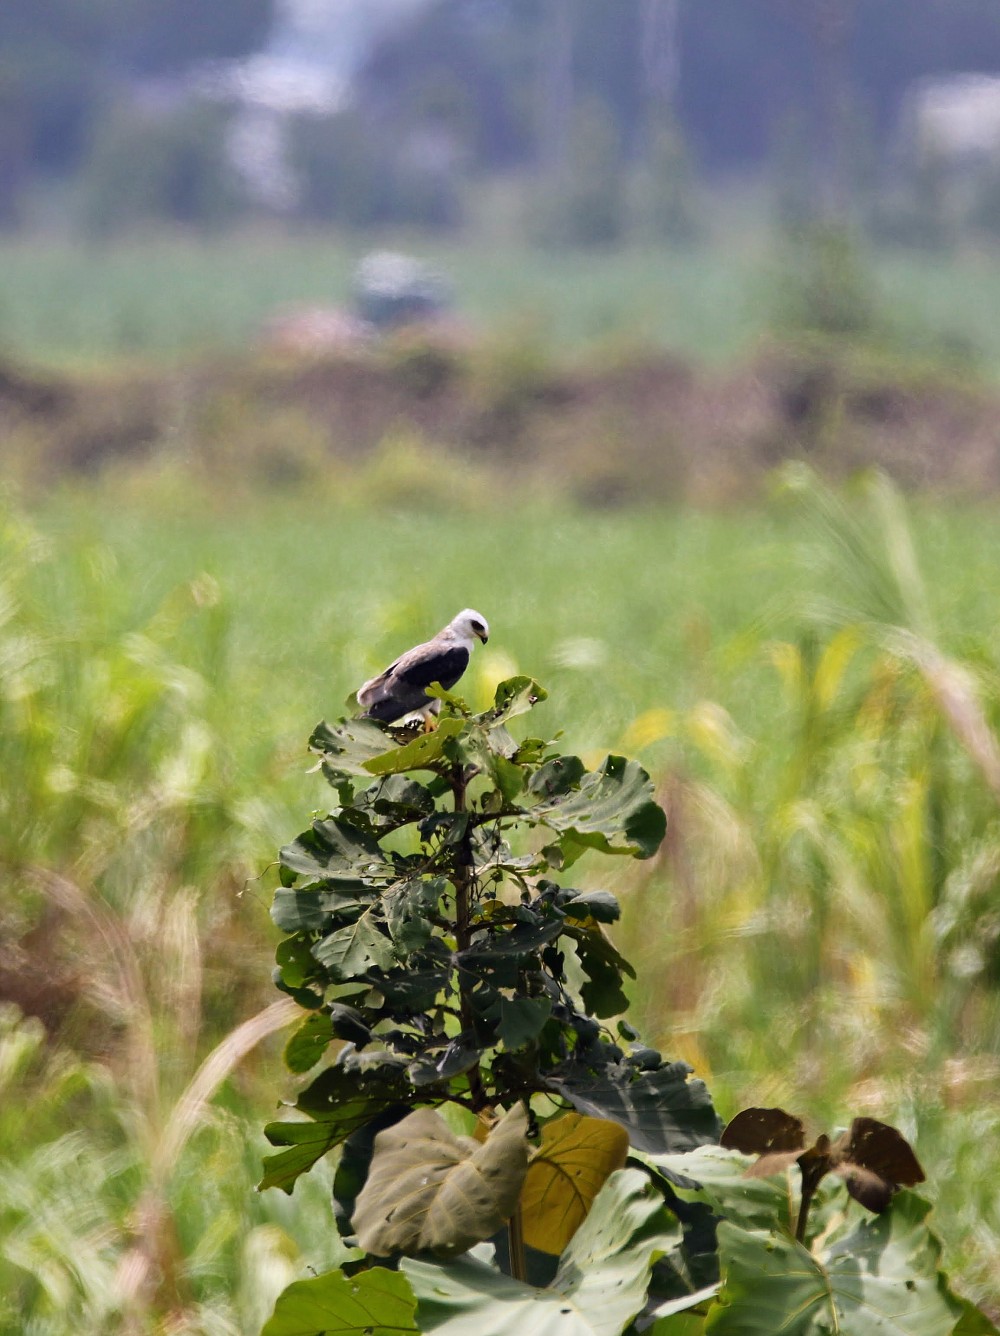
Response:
4,230,1000,371
3,473,1000,1331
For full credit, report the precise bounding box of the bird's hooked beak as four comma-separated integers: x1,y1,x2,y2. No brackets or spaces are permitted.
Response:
477,630,489,644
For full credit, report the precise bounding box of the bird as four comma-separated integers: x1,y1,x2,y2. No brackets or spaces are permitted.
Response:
356,609,490,726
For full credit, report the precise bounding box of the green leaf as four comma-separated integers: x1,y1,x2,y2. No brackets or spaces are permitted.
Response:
642,1145,839,1238
403,1167,680,1336
271,887,368,933
313,908,396,981
495,996,553,1050
385,877,445,954
563,919,636,1019
561,890,621,923
353,1104,530,1258
260,1118,354,1193
531,756,667,861
274,931,326,985
548,1059,721,1155
529,755,587,799
953,1299,1000,1335
261,1061,412,1193
491,754,525,803
356,775,437,830
281,817,393,884
284,1013,334,1073
705,1193,963,1336
262,1265,418,1336
310,716,404,777
480,676,548,725
364,717,466,776
647,1314,707,1336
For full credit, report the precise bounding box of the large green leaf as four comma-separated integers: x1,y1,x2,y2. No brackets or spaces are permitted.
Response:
310,716,403,777
283,1012,334,1073
271,886,368,933
281,816,394,884
531,756,667,860
313,907,396,980
259,1117,358,1194
403,1167,680,1336
261,1060,412,1193
353,1104,530,1258
704,1193,963,1336
548,1059,721,1155
354,775,438,831
262,1265,418,1336
643,1145,843,1238
364,717,466,776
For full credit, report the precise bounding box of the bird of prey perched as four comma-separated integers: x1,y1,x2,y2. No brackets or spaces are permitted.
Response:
356,609,490,726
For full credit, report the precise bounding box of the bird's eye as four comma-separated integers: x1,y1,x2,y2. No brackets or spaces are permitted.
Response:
471,620,484,633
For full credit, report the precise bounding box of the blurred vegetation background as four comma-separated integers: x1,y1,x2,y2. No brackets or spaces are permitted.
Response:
4,2,1000,1333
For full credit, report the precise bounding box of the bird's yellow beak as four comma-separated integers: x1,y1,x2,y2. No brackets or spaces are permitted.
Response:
478,631,489,644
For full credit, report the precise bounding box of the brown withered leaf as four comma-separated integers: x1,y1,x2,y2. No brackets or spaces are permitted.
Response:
720,1107,806,1157
830,1117,925,1213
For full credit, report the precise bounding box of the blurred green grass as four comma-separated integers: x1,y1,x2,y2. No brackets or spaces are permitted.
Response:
4,231,1000,370
3,478,1000,1330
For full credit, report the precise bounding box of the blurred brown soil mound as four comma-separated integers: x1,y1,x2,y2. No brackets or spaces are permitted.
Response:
4,340,1000,502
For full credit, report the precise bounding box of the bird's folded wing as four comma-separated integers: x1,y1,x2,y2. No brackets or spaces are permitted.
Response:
392,645,469,691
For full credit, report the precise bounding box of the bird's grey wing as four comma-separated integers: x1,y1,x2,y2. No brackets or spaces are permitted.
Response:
392,643,470,693
358,643,470,722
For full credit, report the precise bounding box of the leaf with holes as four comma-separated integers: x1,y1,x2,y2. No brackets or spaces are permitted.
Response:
310,716,403,778
530,755,666,862
261,1264,418,1336
313,908,395,981
548,1058,720,1155
363,717,466,776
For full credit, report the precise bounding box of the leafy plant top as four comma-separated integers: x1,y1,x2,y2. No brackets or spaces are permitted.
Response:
264,679,716,1209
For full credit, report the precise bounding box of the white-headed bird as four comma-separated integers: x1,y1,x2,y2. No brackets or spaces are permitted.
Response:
356,609,490,726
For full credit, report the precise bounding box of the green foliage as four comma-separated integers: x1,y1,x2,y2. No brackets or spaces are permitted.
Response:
707,1194,963,1336
263,680,695,1206
260,660,993,1335
4,480,1000,1331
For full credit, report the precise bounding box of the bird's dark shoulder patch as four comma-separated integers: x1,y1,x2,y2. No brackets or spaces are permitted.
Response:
395,646,469,692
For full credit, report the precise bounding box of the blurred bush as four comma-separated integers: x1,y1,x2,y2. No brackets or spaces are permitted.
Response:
78,101,244,236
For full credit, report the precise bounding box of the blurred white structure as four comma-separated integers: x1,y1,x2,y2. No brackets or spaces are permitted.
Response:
903,74,1000,161
197,0,434,208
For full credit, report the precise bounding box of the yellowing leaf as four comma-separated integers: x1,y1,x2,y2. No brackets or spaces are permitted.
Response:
519,1113,629,1255
352,1104,529,1257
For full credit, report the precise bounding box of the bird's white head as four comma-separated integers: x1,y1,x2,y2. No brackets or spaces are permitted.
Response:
449,608,490,644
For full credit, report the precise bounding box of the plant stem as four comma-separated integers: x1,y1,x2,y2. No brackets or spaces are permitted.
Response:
507,1205,527,1282
451,762,487,1111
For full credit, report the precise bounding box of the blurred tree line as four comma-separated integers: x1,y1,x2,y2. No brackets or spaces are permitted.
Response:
6,0,1000,241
